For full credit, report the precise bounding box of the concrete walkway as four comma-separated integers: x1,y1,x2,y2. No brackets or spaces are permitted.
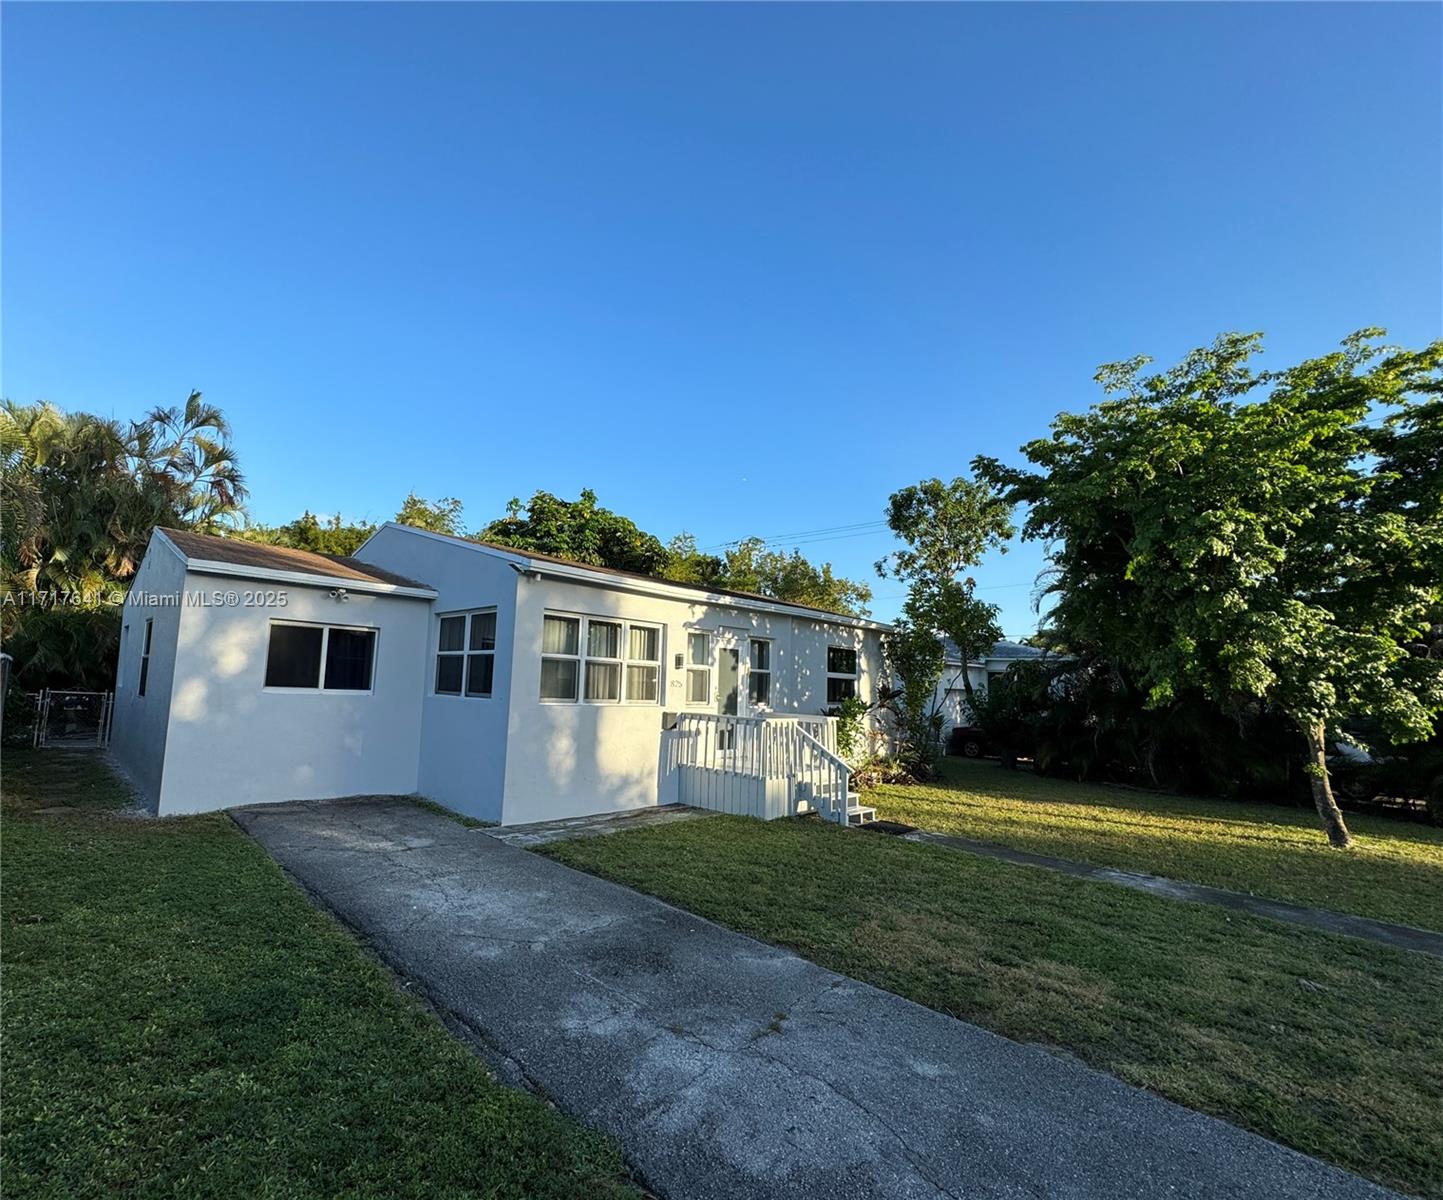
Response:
234,798,1397,1200
892,828,1443,959
485,803,714,848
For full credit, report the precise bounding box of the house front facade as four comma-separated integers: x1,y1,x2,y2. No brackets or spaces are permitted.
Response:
111,524,890,824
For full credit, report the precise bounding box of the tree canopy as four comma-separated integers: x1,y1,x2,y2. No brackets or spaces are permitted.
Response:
236,511,377,558
479,489,671,575
1,392,245,599
877,477,1014,714
976,330,1443,846
1,392,247,689
664,535,872,616
395,492,466,538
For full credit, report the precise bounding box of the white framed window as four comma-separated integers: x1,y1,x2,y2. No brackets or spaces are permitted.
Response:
826,645,858,704
264,621,377,692
435,610,497,698
540,614,581,701
686,631,710,705
585,619,622,701
748,639,771,707
541,612,665,704
138,619,153,697
626,624,661,703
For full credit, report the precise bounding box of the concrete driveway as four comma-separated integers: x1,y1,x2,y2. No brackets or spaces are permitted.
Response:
233,797,1396,1200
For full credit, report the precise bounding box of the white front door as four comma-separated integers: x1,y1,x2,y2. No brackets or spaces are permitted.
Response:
714,630,745,719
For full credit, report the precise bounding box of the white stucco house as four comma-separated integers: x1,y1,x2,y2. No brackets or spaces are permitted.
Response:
110,525,891,826
932,637,1049,740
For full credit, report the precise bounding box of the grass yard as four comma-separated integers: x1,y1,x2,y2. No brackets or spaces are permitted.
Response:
543,814,1443,1199
1,750,636,1200
865,757,1443,931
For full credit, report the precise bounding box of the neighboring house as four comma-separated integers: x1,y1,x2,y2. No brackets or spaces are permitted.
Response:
933,638,1049,736
110,524,890,824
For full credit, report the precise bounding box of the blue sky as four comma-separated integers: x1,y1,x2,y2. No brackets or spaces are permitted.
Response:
4,3,1439,634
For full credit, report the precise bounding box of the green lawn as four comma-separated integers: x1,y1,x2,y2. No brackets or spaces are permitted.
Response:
1,750,635,1200
864,757,1443,930
542,815,1443,1199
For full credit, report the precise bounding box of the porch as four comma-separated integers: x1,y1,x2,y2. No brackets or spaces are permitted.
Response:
666,712,876,826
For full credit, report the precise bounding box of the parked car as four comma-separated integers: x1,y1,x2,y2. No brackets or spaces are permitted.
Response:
948,725,989,758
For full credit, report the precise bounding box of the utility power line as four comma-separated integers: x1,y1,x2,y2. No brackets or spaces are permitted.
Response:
698,519,890,553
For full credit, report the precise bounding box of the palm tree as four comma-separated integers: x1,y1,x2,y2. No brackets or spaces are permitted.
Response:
132,390,247,531
1,392,247,688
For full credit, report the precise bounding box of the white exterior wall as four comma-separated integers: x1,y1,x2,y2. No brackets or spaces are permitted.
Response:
355,526,520,824
154,570,429,815
110,536,189,809
935,662,991,736
500,572,888,825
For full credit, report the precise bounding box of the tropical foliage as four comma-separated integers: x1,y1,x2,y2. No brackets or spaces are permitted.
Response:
878,477,1013,717
480,489,670,575
395,492,467,538
976,331,1443,845
1,392,246,689
236,511,377,557
664,534,872,616
479,490,872,616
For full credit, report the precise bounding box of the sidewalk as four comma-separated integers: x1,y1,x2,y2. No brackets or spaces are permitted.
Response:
891,826,1443,959
235,797,1399,1200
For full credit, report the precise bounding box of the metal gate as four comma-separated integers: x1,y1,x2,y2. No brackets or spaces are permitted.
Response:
33,689,114,749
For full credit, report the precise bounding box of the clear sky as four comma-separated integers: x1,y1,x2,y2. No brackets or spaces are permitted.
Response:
4,2,1440,634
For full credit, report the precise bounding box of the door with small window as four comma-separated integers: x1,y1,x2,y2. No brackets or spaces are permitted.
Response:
713,631,744,718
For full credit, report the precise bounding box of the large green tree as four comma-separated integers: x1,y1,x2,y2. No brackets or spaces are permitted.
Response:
977,331,1443,847
0,392,246,688
237,511,378,557
395,492,466,537
877,477,1015,716
478,489,670,575
2,393,245,596
478,491,873,615
664,535,872,617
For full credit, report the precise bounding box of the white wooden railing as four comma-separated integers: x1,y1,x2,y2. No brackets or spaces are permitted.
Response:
753,713,839,756
669,713,853,824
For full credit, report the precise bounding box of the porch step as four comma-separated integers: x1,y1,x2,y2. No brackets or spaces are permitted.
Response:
846,795,877,826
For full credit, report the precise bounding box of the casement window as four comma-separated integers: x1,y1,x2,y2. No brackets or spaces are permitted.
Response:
138,619,153,697
264,621,376,691
541,612,662,704
748,639,771,707
584,619,623,701
435,610,497,698
626,624,661,703
540,615,581,700
685,631,710,705
826,645,859,704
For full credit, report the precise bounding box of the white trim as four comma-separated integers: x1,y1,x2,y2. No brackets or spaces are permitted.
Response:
825,643,859,704
153,531,437,599
539,608,666,706
262,618,379,694
138,617,153,697
539,613,583,703
623,619,663,705
684,629,711,707
151,527,190,566
364,522,888,630
748,636,772,710
185,558,437,599
713,628,746,719
433,608,498,699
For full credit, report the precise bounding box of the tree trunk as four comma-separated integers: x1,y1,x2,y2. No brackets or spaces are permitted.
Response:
958,648,979,723
1303,721,1353,849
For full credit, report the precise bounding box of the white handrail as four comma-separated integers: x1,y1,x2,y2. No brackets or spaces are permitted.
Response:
672,713,851,824
794,726,851,825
